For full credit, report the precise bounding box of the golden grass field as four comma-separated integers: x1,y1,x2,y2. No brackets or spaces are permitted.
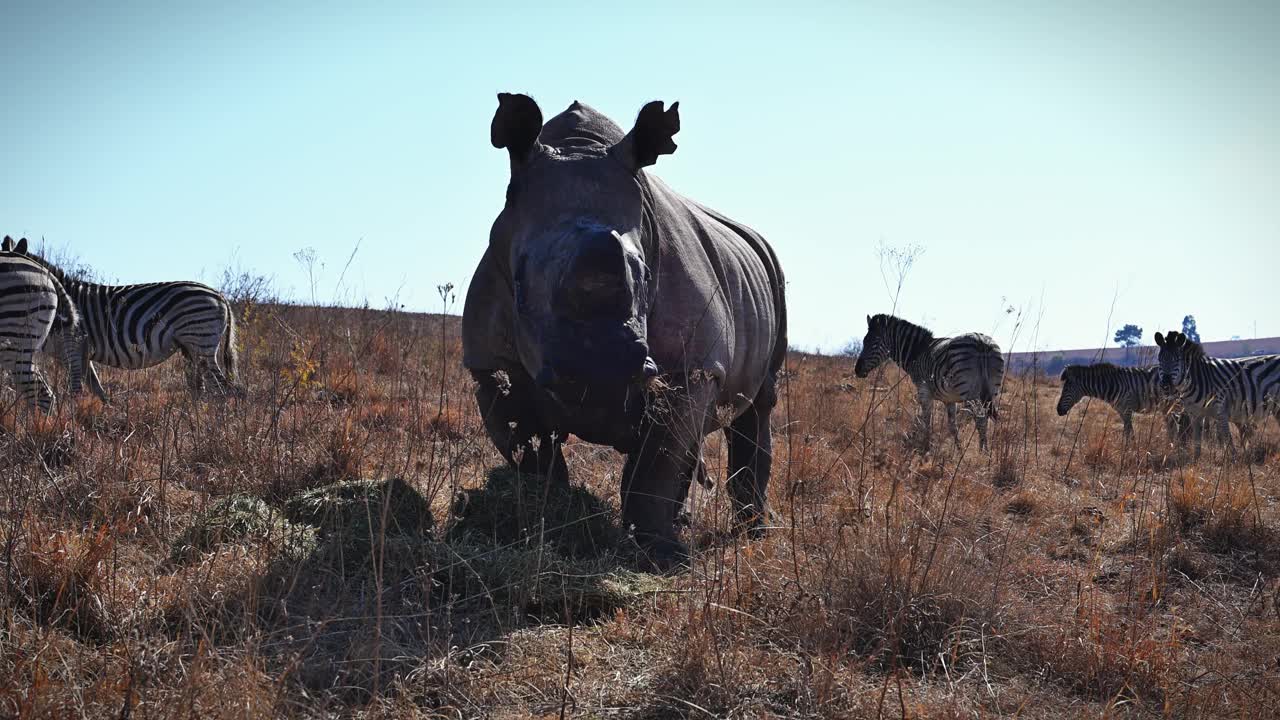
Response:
2,300,1278,719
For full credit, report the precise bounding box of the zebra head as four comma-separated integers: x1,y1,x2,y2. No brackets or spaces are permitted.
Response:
1056,365,1085,416
853,314,890,378
1154,331,1193,390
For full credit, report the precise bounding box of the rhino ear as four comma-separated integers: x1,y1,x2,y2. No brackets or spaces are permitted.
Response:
1154,332,1164,347
1,236,12,252
491,93,543,167
611,100,680,171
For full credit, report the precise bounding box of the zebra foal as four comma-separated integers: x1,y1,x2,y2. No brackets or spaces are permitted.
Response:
854,313,1005,451
2,237,243,400
1056,363,1189,441
0,237,81,412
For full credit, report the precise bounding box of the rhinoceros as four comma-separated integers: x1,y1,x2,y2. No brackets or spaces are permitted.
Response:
462,93,787,569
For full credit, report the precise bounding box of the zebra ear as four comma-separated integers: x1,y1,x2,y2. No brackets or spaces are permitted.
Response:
1,236,11,252
866,314,872,326
14,238,27,254
1154,332,1164,347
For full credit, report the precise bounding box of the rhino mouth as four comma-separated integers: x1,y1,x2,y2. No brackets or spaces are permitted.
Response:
537,354,660,397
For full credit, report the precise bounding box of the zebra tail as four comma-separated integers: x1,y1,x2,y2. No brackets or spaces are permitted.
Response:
980,352,999,421
222,302,240,382
51,273,80,334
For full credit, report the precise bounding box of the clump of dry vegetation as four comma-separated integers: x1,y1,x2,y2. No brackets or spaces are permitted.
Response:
2,300,1278,718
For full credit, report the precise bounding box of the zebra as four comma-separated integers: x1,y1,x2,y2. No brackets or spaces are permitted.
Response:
1154,330,1280,458
1056,363,1191,441
853,313,1005,451
2,237,243,400
0,237,82,412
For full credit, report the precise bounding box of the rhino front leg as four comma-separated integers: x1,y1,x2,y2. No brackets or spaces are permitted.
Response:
726,375,777,537
622,375,716,571
672,454,710,529
471,368,568,487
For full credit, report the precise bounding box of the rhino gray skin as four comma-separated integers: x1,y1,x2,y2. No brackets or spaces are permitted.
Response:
463,94,787,570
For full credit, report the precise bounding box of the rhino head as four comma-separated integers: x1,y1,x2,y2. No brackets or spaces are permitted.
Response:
488,94,677,408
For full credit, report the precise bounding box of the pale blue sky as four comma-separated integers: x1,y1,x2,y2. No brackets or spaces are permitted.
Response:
3,1,1277,352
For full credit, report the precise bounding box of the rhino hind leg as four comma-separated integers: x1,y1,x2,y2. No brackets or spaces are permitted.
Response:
472,368,568,487
726,376,777,538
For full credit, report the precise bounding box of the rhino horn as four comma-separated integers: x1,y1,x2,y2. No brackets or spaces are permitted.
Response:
560,230,631,319
491,93,543,166
611,100,680,171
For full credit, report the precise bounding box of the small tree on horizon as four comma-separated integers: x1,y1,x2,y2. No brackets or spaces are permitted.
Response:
1114,324,1143,348
1181,314,1201,343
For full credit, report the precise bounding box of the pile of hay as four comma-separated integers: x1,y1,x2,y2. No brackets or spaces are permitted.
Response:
170,494,317,564
448,466,623,557
433,539,663,623
440,467,662,623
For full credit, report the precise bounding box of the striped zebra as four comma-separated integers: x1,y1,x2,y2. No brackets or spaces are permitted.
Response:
2,237,242,400
854,313,1005,451
1154,330,1280,457
1056,363,1190,441
0,237,82,412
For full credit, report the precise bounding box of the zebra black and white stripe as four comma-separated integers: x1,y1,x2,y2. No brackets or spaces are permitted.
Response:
854,313,1005,450
1056,363,1189,440
1155,330,1280,457
7,238,241,399
0,237,81,412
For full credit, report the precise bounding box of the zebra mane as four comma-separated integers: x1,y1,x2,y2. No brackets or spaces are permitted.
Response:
1061,362,1142,381
871,313,936,345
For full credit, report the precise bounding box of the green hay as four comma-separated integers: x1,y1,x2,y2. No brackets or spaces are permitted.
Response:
280,477,435,572
171,494,317,564
284,477,435,544
447,466,624,558
434,538,664,623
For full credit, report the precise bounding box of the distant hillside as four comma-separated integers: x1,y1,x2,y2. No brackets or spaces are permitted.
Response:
1009,336,1280,375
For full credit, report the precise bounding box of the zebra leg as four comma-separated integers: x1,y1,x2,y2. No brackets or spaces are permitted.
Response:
1238,422,1254,457
191,345,234,396
945,403,960,448
1217,407,1235,457
1121,410,1134,440
1,348,55,414
915,385,934,451
84,361,109,403
974,408,990,451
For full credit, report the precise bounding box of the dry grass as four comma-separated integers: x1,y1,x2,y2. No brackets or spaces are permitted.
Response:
2,305,1279,718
